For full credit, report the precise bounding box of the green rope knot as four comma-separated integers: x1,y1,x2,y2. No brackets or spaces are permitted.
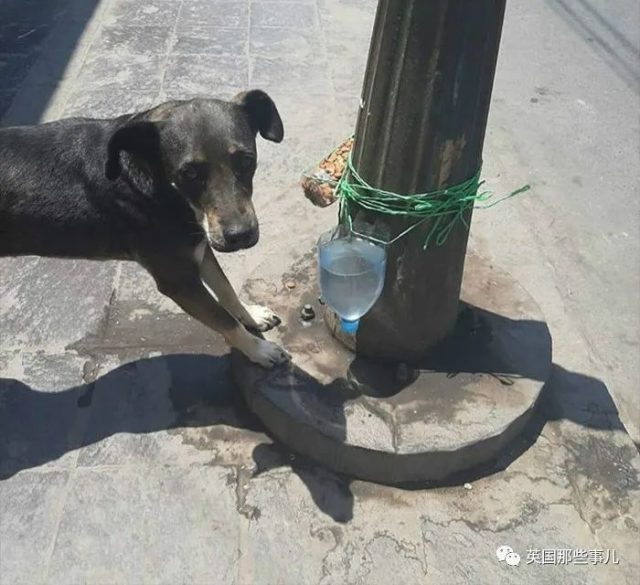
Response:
336,154,530,249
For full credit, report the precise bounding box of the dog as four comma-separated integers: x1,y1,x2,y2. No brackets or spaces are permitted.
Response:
0,90,291,368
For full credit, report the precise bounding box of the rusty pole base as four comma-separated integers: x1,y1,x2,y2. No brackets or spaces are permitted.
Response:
231,249,552,486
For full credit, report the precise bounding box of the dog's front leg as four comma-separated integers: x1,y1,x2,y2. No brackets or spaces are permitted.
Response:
165,281,289,368
198,244,281,332
146,257,289,368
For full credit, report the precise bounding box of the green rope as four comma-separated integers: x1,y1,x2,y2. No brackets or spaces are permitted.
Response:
336,155,531,249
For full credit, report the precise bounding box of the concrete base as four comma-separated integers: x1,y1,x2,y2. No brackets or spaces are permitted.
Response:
232,249,552,485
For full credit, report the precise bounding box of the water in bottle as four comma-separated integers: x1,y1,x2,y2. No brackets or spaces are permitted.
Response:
318,229,386,334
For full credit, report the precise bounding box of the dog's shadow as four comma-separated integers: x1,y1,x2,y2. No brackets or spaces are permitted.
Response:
0,353,354,522
0,347,629,523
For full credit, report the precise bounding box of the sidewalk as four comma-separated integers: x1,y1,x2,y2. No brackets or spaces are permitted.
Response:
1,1,639,584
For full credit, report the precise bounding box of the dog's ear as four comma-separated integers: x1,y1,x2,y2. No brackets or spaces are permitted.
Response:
105,121,162,181
233,89,284,143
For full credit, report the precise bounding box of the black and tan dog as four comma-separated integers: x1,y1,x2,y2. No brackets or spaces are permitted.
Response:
0,90,290,367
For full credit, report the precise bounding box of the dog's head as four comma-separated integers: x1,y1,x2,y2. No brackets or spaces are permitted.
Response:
105,90,283,252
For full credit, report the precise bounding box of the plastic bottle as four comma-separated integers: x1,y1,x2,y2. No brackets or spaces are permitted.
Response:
317,227,386,334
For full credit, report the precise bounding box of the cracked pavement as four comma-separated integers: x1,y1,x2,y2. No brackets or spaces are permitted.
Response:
1,0,639,583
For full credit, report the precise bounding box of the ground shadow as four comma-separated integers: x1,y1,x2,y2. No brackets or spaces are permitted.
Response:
246,360,628,494
0,0,100,123
0,352,354,522
348,304,551,397
355,305,630,487
434,362,630,488
0,313,630,521
243,304,630,492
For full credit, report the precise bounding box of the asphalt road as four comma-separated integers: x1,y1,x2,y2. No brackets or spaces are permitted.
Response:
475,0,640,442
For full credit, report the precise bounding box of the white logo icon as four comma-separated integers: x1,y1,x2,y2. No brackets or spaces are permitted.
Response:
496,545,513,561
506,552,521,566
496,545,520,567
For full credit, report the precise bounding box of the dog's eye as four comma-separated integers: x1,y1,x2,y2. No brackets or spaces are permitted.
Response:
180,162,205,182
233,152,256,177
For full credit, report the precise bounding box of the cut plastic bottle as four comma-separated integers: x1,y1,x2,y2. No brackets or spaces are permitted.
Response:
317,226,386,334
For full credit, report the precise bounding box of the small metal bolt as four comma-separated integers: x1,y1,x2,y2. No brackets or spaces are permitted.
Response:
285,280,296,290
301,304,315,321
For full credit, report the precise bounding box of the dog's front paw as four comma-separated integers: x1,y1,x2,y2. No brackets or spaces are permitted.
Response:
244,337,290,368
243,304,281,332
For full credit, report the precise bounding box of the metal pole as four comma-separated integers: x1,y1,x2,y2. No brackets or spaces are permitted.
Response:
345,0,507,361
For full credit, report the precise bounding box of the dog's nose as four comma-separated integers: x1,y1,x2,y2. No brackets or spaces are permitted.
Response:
224,224,255,248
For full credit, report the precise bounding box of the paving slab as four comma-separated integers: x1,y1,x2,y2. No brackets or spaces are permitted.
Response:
164,54,249,95
0,470,70,585
251,54,332,95
90,25,174,55
0,0,106,124
0,54,37,91
173,26,248,56
0,23,52,55
62,88,159,118
74,353,240,468
177,1,249,30
0,90,15,119
251,2,319,29
46,466,240,585
250,26,324,59
103,0,181,28
0,351,90,478
0,257,118,352
77,52,166,91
